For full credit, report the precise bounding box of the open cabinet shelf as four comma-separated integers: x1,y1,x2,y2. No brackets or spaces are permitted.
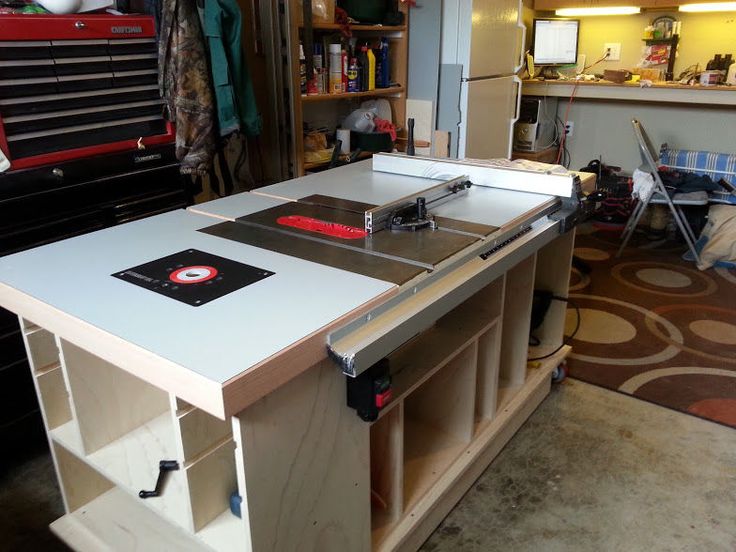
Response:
369,230,575,551
287,0,409,176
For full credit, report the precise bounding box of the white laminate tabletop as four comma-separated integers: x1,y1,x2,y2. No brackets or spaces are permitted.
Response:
0,209,395,385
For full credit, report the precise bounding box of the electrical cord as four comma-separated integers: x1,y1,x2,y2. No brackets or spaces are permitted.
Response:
555,80,579,165
581,51,610,74
528,296,581,361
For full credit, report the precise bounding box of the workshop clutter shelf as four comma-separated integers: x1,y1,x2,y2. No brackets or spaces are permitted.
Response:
369,230,574,551
288,0,409,175
22,327,243,551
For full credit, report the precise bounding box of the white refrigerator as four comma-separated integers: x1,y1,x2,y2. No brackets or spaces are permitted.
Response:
438,0,526,159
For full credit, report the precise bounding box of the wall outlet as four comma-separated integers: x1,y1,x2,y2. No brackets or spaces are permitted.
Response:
604,43,621,61
564,121,574,138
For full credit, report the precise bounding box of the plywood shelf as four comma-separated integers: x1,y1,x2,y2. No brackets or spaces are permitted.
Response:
403,418,467,512
301,86,405,102
50,487,210,552
384,276,504,414
51,412,177,490
50,412,192,528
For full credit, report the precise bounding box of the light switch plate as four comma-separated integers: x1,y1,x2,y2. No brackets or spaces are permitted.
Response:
604,43,621,61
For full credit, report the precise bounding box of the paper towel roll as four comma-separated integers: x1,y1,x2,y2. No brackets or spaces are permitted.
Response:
336,128,350,154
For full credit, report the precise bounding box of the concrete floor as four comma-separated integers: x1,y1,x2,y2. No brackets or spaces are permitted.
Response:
2,380,735,551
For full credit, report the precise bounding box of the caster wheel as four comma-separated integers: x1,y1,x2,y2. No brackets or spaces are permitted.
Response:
552,362,568,384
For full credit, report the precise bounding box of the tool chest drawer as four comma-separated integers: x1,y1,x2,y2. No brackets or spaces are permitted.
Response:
0,14,173,171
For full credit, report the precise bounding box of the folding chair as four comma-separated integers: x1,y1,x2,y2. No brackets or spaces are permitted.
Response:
616,119,707,263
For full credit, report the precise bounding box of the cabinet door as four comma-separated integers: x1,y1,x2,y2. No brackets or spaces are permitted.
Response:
461,0,524,78
461,75,520,159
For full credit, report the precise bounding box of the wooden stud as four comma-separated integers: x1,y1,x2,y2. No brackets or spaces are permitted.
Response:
433,131,450,158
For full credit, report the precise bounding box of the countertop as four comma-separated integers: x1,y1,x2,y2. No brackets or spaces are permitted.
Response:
522,79,736,106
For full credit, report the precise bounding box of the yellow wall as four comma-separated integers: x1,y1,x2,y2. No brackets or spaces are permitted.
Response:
533,11,736,76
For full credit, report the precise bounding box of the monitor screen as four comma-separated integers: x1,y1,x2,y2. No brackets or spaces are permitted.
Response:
532,19,579,66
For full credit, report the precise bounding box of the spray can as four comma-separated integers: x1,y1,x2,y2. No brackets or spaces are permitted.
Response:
329,43,343,94
347,57,360,92
342,48,348,94
299,43,307,95
358,45,370,92
377,37,390,88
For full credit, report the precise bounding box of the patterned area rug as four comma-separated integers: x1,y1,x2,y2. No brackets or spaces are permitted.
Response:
565,225,736,429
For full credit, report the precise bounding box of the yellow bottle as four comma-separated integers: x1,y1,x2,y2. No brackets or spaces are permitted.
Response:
367,47,376,91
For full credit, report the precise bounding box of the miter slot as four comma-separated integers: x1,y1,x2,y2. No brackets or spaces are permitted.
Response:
297,194,376,214
364,175,472,233
232,202,485,270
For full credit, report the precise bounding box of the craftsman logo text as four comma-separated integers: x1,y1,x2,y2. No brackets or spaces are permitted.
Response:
111,26,143,34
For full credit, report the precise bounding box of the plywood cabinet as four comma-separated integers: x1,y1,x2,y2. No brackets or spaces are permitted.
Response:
18,227,574,551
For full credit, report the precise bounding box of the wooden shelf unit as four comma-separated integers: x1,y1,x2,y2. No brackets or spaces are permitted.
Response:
23,329,244,550
288,1,409,176
368,230,575,551
18,229,575,552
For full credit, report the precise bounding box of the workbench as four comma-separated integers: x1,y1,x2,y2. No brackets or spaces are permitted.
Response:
0,156,576,551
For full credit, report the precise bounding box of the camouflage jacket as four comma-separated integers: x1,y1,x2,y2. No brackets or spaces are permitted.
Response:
159,0,216,175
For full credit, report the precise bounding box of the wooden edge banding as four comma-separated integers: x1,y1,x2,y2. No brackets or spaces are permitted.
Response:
0,282,227,419
249,190,299,203
185,206,235,222
222,286,399,417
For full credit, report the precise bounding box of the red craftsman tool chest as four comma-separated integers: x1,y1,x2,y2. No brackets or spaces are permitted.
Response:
0,14,174,170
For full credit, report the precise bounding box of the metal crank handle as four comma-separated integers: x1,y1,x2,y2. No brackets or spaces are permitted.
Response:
139,460,179,499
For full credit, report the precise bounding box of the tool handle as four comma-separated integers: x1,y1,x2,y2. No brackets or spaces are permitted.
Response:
406,118,415,156
139,459,179,499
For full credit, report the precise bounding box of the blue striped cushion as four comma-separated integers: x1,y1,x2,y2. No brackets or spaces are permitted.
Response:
659,147,736,185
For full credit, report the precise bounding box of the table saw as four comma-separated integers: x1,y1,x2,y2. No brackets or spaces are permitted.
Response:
0,155,582,551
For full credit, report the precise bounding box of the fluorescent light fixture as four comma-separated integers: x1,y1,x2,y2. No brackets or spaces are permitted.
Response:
555,6,640,15
679,2,736,11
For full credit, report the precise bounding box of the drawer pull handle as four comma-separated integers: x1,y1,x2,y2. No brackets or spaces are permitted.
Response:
74,21,86,29
139,460,179,499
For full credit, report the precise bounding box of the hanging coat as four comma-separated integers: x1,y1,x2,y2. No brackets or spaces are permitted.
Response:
159,0,216,175
204,0,262,137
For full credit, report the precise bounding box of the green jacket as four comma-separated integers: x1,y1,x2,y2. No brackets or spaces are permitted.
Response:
204,0,262,137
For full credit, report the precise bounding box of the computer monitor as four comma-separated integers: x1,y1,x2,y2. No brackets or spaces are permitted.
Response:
532,19,579,66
